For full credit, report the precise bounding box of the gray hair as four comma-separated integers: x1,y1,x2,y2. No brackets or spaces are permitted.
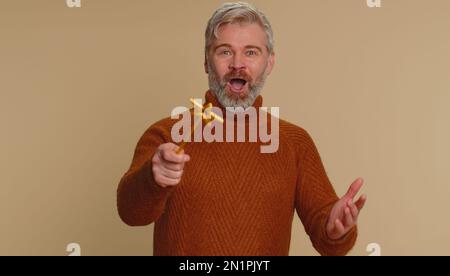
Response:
205,2,274,58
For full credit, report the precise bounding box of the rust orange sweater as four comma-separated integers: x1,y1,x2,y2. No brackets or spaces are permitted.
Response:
117,91,357,256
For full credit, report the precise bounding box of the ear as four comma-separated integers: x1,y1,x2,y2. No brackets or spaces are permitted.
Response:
204,55,209,74
265,52,275,76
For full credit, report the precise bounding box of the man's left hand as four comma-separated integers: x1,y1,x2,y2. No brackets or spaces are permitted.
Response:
326,178,367,240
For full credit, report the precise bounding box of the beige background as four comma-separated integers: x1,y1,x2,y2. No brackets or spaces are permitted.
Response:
1,0,449,256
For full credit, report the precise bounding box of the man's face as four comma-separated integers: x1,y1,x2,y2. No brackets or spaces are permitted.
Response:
205,22,275,109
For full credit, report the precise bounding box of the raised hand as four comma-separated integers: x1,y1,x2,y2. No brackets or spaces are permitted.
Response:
326,178,367,240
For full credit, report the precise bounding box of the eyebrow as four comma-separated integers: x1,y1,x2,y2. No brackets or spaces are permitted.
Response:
213,44,263,53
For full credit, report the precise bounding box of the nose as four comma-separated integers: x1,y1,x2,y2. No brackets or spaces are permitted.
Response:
229,53,246,71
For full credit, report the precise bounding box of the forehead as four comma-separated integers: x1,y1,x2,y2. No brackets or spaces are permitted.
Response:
213,22,268,49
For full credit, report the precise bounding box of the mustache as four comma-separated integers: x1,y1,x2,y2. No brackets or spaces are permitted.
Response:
223,71,253,83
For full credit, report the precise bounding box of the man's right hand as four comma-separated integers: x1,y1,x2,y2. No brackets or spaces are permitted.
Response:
152,143,190,188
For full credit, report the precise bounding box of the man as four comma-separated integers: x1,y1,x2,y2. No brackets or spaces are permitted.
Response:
117,2,366,256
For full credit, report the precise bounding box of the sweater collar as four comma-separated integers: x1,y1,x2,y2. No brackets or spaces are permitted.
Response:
204,90,263,110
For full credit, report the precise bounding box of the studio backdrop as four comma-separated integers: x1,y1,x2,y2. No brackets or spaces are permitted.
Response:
1,0,449,255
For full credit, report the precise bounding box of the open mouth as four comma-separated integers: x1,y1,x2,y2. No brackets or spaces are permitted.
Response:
227,78,248,93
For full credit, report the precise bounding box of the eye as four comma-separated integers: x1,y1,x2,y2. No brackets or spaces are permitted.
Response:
220,50,232,56
246,50,257,56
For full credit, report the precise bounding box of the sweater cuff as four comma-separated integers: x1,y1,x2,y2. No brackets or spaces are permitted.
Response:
312,204,358,256
319,217,358,256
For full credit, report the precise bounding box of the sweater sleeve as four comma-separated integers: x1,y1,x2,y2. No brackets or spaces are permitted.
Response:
294,130,357,256
117,120,175,226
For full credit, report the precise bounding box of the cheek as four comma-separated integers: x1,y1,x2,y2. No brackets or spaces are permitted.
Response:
211,59,230,75
248,61,267,77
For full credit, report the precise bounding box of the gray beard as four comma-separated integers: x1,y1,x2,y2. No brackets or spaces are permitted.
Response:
207,64,267,110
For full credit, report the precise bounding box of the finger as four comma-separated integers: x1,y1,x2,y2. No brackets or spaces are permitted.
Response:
163,161,185,171
344,207,354,227
355,194,367,210
160,167,183,180
347,200,359,220
326,218,335,234
154,173,180,187
160,176,180,186
335,219,345,234
162,148,190,163
344,177,364,200
165,143,191,162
